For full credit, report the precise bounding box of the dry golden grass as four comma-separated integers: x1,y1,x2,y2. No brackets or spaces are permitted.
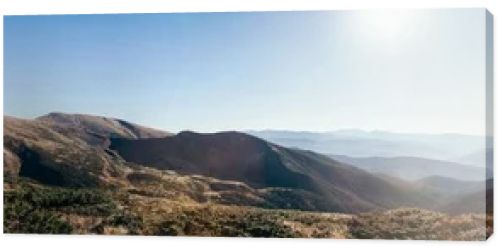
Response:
4,177,491,240
3,116,492,240
350,208,489,240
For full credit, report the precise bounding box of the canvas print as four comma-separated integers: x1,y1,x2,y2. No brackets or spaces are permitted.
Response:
3,9,494,240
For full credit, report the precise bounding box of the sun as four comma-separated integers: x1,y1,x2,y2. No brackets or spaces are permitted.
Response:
353,9,419,46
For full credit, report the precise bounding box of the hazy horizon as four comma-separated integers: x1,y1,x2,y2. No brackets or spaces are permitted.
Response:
4,9,489,135
3,110,486,137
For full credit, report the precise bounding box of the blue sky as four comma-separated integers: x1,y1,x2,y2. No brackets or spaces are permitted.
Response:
4,9,488,134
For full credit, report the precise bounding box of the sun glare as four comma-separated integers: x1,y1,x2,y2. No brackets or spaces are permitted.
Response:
354,10,419,46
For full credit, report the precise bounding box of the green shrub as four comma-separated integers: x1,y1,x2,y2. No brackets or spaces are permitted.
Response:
4,199,72,234
4,183,117,234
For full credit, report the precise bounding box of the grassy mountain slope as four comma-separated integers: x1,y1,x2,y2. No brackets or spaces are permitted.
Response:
3,114,492,239
110,131,437,213
37,112,170,146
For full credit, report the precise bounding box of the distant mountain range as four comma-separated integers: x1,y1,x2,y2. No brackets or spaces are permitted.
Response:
330,155,489,181
3,113,491,215
439,178,493,215
246,129,488,167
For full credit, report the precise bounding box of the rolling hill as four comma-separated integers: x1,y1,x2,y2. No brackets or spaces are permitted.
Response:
330,155,485,181
438,178,493,215
37,112,171,147
5,113,436,213
247,130,486,166
109,130,437,213
3,113,492,239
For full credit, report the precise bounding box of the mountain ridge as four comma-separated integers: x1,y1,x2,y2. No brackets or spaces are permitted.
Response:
331,155,485,181
3,113,489,215
246,129,486,166
109,129,438,213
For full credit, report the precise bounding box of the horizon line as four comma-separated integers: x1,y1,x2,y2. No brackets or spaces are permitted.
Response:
3,111,487,137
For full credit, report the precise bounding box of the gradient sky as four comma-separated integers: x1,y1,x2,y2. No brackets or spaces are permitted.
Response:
4,9,488,134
